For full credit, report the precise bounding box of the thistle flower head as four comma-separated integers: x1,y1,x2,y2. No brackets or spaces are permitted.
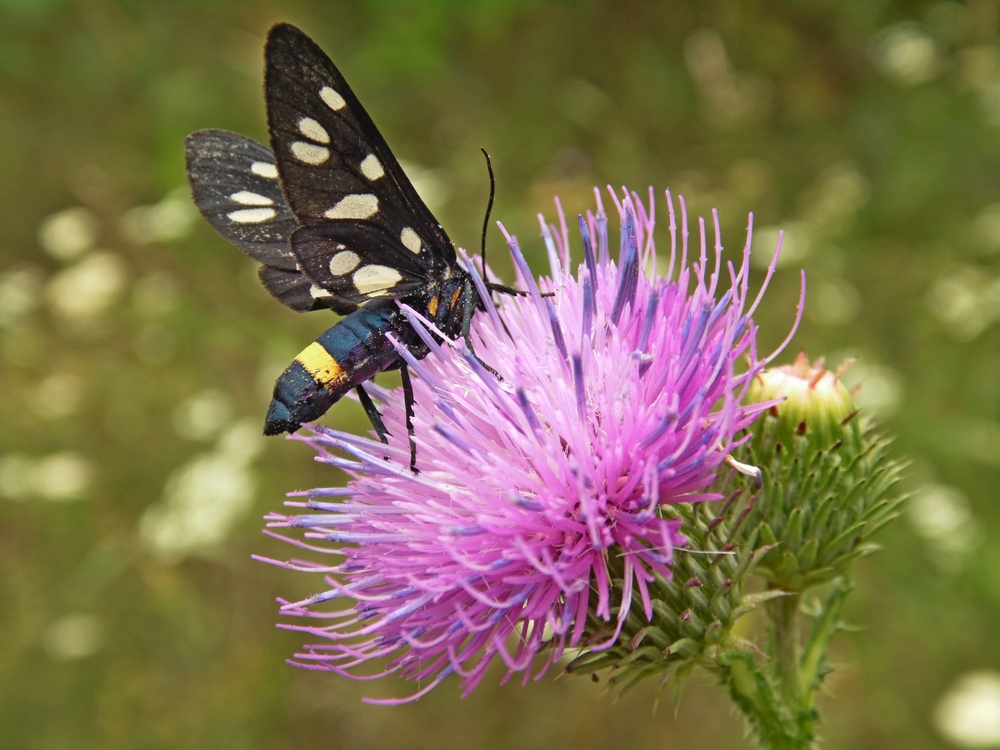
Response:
258,188,792,703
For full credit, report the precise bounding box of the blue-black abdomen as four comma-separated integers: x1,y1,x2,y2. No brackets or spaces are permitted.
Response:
264,299,424,435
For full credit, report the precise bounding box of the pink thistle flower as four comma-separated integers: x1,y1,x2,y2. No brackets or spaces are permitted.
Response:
257,188,798,703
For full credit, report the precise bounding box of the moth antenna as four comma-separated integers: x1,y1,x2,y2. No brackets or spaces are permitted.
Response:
480,147,495,285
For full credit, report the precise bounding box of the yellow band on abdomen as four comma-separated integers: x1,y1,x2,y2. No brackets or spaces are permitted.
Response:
296,341,346,386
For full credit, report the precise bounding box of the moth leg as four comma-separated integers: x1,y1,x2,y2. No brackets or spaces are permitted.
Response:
461,281,500,378
485,281,554,299
355,384,389,444
485,281,526,297
399,364,418,473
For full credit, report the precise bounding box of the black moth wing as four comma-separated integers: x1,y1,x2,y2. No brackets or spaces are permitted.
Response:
265,23,457,307
185,129,296,266
184,129,351,313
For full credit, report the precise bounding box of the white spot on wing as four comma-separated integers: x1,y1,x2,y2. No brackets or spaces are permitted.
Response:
291,142,329,165
227,208,277,224
298,117,330,144
353,265,403,295
329,250,361,277
229,191,274,206
309,284,333,299
251,162,279,179
400,227,422,254
320,86,346,111
324,194,378,220
359,154,385,181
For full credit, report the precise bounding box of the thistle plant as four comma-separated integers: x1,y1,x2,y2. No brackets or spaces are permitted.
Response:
569,352,906,748
259,189,905,748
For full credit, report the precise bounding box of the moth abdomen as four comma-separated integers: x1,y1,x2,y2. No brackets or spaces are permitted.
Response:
264,299,424,435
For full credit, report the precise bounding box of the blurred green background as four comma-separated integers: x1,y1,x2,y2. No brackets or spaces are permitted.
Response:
3,1,999,748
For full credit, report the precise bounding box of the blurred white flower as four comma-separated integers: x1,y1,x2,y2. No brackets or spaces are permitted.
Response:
172,389,233,441
0,266,44,328
121,187,198,244
934,671,1000,748
927,267,1000,341
44,614,104,661
909,484,981,570
33,453,93,502
37,207,99,262
46,251,127,323
0,452,92,503
871,23,940,86
140,419,265,559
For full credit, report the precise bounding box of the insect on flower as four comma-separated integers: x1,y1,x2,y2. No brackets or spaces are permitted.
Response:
258,189,802,703
185,24,492,470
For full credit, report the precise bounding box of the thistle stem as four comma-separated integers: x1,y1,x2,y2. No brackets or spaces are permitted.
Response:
771,593,804,708
800,579,851,724
725,591,817,749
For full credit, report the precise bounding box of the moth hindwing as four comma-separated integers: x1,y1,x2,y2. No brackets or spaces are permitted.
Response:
185,129,350,313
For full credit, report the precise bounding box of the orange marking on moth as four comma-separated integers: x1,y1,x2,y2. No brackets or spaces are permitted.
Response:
296,342,346,387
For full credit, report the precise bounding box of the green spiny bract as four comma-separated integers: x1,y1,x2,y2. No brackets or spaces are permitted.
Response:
565,484,781,696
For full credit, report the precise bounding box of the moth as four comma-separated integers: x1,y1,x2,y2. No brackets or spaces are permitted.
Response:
186,23,488,470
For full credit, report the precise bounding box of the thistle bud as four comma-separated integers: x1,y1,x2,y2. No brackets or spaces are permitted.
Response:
748,351,861,455
741,353,906,592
